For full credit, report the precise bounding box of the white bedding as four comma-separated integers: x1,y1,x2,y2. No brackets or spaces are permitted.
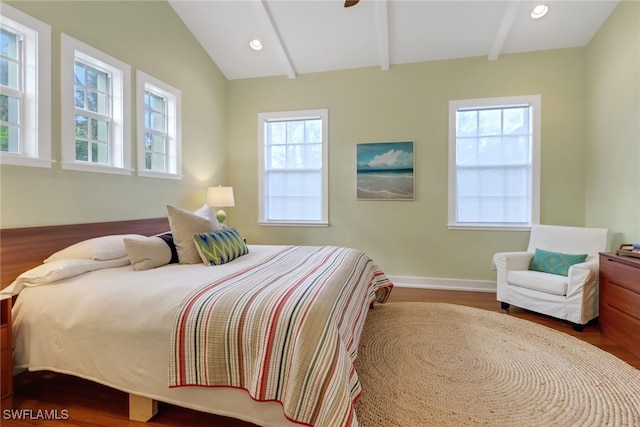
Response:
11,245,308,426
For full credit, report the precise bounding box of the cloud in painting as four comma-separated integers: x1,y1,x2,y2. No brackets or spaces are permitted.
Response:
368,149,413,169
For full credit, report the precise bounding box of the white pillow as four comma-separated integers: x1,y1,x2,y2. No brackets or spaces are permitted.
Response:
124,236,172,271
167,204,220,264
44,234,143,263
194,203,219,225
4,257,131,295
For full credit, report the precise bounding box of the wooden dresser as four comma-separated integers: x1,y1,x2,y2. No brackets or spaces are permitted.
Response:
1,294,12,410
599,252,640,357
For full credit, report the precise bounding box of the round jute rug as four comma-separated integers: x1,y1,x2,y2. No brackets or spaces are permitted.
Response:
354,302,640,427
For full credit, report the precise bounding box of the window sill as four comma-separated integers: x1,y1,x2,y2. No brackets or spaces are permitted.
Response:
447,223,533,231
0,155,54,168
137,170,183,180
61,162,132,175
259,221,329,228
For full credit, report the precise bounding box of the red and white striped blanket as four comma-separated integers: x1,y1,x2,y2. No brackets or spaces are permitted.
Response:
169,246,393,427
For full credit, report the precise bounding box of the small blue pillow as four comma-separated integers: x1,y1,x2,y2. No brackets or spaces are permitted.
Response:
193,227,248,266
529,248,587,276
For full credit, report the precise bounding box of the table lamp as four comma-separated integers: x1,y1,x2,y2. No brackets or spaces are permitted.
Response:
207,186,235,228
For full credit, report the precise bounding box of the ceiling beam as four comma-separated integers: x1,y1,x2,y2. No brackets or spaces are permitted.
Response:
374,0,389,71
255,0,297,79
488,0,520,61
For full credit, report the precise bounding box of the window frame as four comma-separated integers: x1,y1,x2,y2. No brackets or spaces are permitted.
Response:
258,109,329,227
135,70,182,180
0,4,52,168
61,33,131,175
447,95,541,231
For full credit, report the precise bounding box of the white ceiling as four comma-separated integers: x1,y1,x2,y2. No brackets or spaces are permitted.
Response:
168,0,619,81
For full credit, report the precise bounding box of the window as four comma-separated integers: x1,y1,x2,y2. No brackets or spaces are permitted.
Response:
0,4,52,168
0,28,21,154
258,109,328,226
136,71,181,179
61,34,130,174
448,95,541,230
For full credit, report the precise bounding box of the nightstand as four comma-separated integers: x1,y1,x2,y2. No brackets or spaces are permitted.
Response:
1,294,13,410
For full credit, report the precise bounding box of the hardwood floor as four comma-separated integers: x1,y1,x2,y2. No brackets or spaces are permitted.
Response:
4,288,639,426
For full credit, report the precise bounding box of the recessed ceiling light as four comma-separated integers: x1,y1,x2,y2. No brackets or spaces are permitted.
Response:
531,4,549,19
249,39,263,51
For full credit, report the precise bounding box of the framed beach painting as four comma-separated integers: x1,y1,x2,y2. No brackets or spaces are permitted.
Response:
356,141,414,200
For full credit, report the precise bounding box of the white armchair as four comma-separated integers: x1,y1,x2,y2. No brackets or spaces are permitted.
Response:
493,224,611,331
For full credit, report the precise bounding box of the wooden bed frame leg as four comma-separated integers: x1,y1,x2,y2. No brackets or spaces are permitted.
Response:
129,394,158,422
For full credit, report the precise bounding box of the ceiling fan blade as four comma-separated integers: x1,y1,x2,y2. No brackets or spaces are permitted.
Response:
344,0,360,7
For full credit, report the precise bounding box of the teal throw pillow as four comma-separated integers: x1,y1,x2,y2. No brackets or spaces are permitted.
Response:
529,248,587,276
193,227,248,266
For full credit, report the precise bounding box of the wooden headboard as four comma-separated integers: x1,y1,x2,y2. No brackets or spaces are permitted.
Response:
0,218,170,289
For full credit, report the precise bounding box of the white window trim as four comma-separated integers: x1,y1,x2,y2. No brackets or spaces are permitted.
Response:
135,70,182,180
60,33,131,175
258,109,329,227
0,4,52,168
447,95,541,231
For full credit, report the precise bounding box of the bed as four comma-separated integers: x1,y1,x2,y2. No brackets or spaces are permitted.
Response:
0,213,393,427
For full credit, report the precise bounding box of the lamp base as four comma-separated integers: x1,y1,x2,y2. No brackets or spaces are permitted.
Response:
216,209,227,228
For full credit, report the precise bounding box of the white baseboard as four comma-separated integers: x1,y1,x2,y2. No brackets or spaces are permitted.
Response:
388,275,497,293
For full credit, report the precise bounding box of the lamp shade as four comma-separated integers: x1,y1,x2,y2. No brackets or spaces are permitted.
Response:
207,186,235,208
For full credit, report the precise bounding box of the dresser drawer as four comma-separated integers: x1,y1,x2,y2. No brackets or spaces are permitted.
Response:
601,280,640,320
600,255,640,292
0,325,8,351
0,369,10,396
1,346,9,370
600,304,640,357
0,296,12,409
601,280,640,321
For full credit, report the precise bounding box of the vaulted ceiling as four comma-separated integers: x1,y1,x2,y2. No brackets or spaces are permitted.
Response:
168,0,619,80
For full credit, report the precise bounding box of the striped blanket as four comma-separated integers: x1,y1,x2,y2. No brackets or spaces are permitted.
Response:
169,246,393,427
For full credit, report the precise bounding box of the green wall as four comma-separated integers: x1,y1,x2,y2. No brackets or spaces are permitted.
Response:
585,0,640,248
228,48,588,280
0,1,228,227
1,1,636,284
